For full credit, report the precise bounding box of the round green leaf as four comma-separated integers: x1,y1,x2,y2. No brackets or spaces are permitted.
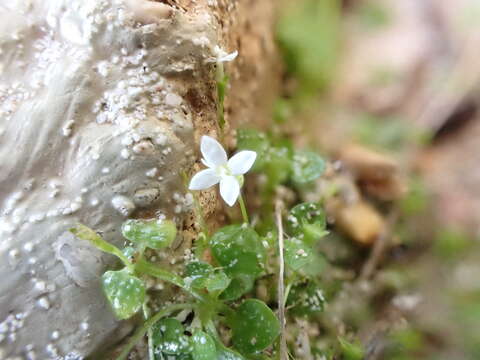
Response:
192,329,217,360
301,252,327,277
122,246,136,261
152,318,192,355
284,238,315,271
286,281,326,317
102,270,145,320
205,271,231,294
122,219,177,249
291,150,325,184
185,261,213,289
154,349,193,360
287,202,327,245
185,261,230,294
220,275,254,301
216,348,244,360
230,299,280,354
210,225,265,278
214,339,245,360
265,147,292,185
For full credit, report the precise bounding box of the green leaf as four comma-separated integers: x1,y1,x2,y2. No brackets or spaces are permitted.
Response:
284,238,315,271
287,202,327,245
301,252,327,277
236,129,270,171
185,261,213,289
185,261,230,295
122,219,177,250
291,150,326,184
338,337,364,360
192,329,217,360
70,224,129,264
205,271,231,294
122,246,136,261
152,318,192,355
230,299,280,354
102,270,145,320
220,275,255,301
265,147,292,185
215,342,245,360
248,355,272,360
210,225,265,278
286,281,326,317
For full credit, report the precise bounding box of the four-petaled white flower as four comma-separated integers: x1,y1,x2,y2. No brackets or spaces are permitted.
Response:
189,136,256,206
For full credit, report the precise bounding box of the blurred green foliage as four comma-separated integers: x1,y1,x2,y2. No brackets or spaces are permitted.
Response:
384,328,424,360
353,114,430,152
357,1,390,29
338,337,364,360
400,177,429,216
433,228,471,260
277,0,341,95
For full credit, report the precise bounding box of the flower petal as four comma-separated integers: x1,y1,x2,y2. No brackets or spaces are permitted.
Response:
201,135,227,168
228,150,257,175
189,169,220,190
218,50,238,62
219,176,240,207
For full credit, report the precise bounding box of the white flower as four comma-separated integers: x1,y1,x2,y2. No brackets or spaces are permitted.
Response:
211,45,238,63
189,136,256,206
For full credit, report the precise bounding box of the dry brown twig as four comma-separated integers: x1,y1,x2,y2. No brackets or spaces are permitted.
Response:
359,210,398,281
275,200,288,360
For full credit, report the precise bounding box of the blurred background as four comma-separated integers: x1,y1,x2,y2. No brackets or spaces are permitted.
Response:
272,0,480,358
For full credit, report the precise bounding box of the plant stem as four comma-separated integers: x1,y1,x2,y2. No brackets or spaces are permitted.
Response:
284,282,293,308
205,319,220,340
135,258,185,289
238,193,249,224
116,303,194,360
218,303,236,320
142,303,154,360
275,201,288,360
135,258,209,303
216,62,226,138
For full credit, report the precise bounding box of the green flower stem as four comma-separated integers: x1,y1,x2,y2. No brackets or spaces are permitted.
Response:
283,274,297,308
116,303,194,360
238,193,249,224
194,232,208,261
284,282,293,308
134,258,210,303
135,257,185,288
216,61,226,136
